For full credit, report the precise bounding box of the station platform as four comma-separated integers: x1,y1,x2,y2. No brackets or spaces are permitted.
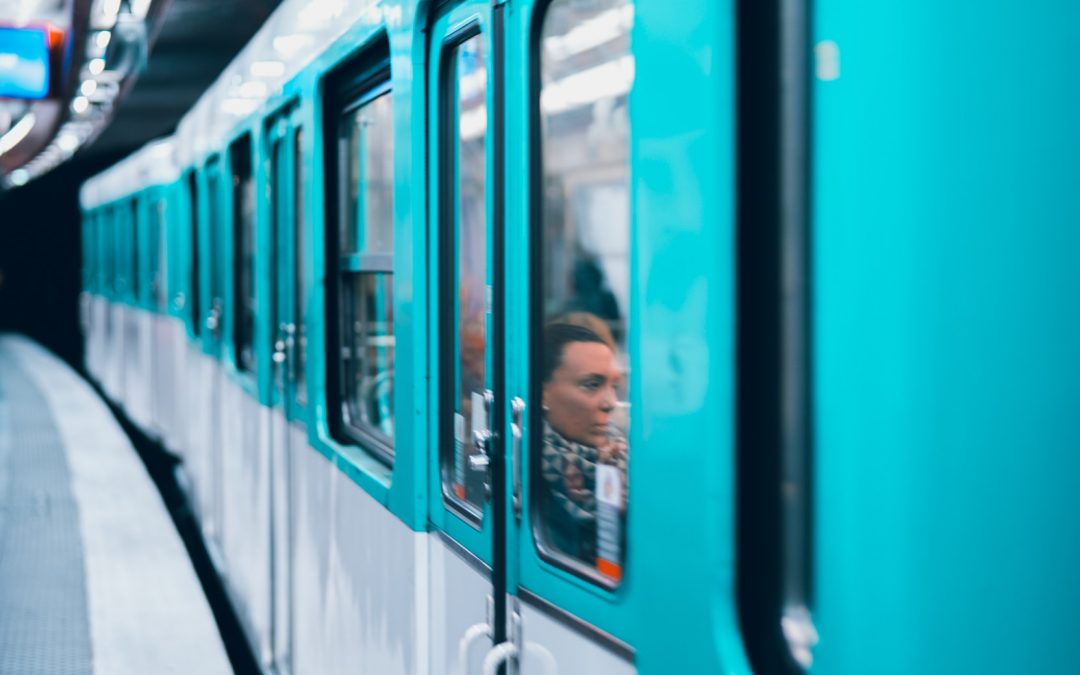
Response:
0,335,232,675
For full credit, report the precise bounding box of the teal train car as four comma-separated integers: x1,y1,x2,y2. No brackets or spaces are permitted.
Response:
77,0,1080,673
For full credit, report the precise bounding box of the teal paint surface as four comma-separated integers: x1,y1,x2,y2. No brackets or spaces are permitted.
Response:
813,3,1080,673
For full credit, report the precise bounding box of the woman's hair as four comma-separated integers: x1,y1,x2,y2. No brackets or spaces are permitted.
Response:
542,322,610,383
551,311,616,350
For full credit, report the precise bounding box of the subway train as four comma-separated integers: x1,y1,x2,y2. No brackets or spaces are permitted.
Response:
78,0,1080,674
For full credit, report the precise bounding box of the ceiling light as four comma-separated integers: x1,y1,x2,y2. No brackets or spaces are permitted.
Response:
250,61,285,78
57,133,79,153
0,114,36,157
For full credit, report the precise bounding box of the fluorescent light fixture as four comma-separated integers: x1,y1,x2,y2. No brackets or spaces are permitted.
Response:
459,107,487,142
72,96,90,113
238,80,267,98
250,60,285,78
95,31,111,50
81,80,97,96
543,5,633,61
540,56,634,115
130,0,153,19
0,113,35,156
88,58,106,75
57,132,79,153
272,34,312,58
221,98,259,116
102,0,122,17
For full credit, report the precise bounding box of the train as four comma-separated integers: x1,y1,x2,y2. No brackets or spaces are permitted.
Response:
78,0,1080,674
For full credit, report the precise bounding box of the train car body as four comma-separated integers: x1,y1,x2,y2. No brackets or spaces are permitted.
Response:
78,0,1080,674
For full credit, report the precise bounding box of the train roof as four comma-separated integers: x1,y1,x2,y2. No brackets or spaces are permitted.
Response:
174,0,391,168
81,0,393,207
80,139,177,209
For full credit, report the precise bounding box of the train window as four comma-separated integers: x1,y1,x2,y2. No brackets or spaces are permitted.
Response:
188,171,201,336
150,198,166,310
83,215,94,291
208,156,226,344
232,135,256,374
129,198,139,299
332,78,395,459
294,127,307,405
440,30,490,517
532,0,634,586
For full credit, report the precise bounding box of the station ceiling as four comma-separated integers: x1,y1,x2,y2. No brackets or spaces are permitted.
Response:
87,0,279,161
0,0,278,183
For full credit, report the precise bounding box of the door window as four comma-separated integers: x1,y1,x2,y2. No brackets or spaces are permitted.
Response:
293,127,308,405
441,30,491,518
232,135,256,374
533,0,634,586
330,72,396,461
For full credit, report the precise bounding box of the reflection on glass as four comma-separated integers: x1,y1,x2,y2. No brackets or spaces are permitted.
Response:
232,136,256,373
188,172,201,335
129,199,139,298
343,272,395,440
294,128,307,405
338,91,395,456
446,33,490,513
536,0,633,584
154,200,167,309
344,92,394,255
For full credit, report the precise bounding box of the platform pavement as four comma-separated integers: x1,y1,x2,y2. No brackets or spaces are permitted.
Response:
0,335,232,675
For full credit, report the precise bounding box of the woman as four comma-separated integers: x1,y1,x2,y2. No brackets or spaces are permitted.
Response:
539,320,629,574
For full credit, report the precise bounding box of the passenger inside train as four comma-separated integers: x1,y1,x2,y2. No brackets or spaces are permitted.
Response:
539,318,629,580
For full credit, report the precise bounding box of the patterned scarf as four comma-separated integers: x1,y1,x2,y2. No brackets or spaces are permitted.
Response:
540,421,628,529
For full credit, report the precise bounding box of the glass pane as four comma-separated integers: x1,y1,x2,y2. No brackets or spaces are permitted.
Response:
129,199,139,299
342,91,394,255
294,128,307,405
444,32,490,514
152,199,166,309
342,272,395,444
268,135,282,387
535,0,633,584
208,160,224,336
232,136,256,373
189,172,201,335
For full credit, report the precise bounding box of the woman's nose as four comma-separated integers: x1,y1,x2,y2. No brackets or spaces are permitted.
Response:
599,385,616,411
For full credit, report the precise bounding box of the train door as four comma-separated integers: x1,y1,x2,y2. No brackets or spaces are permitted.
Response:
430,2,636,672
267,106,304,675
427,3,504,671
204,156,227,548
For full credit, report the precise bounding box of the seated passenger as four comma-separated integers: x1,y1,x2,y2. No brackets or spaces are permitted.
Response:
539,321,628,576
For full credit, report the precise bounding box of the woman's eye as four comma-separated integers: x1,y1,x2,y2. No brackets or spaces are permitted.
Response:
579,378,603,391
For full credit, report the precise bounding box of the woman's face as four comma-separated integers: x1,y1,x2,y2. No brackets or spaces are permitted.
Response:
543,340,621,448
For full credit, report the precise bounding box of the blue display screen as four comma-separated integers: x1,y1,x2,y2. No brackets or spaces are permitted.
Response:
0,27,51,99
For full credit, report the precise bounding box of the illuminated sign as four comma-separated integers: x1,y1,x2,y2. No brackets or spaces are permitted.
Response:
0,27,54,100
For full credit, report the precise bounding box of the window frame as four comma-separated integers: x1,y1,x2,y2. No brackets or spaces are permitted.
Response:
323,41,397,465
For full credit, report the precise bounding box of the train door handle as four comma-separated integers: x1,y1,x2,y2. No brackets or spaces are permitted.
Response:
206,301,222,336
458,623,492,675
481,642,518,675
510,397,525,520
